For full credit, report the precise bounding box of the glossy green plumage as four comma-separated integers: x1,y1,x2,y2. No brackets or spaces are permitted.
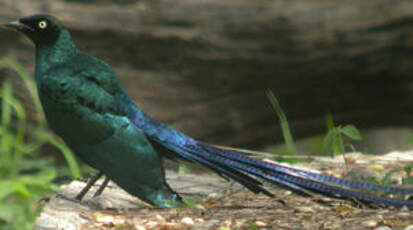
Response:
33,19,181,208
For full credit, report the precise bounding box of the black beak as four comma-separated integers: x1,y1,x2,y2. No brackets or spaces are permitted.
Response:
2,21,33,31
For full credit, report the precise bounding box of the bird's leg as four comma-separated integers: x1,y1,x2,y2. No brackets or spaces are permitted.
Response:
75,171,104,201
93,177,110,197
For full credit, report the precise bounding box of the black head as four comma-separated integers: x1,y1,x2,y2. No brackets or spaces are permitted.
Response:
4,15,64,45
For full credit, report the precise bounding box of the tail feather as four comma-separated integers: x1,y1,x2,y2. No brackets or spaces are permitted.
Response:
197,143,413,194
168,144,274,196
164,140,413,207
187,142,413,207
132,113,413,207
269,171,413,207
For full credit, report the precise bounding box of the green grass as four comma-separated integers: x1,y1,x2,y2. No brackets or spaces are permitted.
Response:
265,93,363,159
0,58,81,230
266,89,297,155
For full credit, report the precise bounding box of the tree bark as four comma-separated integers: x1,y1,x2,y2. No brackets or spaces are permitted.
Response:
1,0,413,147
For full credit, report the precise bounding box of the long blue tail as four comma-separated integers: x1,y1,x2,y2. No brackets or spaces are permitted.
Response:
130,111,413,207
198,144,413,194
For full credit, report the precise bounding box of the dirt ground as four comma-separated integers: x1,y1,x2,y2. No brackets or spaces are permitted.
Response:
34,152,413,230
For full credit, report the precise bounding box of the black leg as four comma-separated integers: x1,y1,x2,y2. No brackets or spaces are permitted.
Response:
74,171,104,201
93,177,110,197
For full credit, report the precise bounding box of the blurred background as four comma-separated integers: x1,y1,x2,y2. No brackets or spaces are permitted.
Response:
0,0,413,229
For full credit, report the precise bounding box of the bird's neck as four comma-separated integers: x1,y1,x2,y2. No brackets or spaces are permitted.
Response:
35,30,79,78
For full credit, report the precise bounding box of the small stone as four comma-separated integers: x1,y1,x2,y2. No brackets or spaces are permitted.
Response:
135,224,146,230
164,222,180,230
374,226,392,230
195,204,206,211
181,217,194,227
234,220,246,228
283,190,292,196
112,218,125,226
156,214,165,222
223,219,232,226
362,220,378,228
398,212,410,217
196,218,205,223
255,220,267,227
294,206,314,213
94,213,114,224
146,221,158,229
202,219,220,228
207,193,219,198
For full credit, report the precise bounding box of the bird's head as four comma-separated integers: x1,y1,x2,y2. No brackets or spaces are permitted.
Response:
3,14,64,46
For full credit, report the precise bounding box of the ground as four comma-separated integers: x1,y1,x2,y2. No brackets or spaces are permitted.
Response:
34,152,413,230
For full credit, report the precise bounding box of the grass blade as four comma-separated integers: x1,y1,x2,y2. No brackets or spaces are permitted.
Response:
266,89,297,154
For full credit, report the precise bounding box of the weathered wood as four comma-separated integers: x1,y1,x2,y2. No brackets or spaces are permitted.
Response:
1,0,413,147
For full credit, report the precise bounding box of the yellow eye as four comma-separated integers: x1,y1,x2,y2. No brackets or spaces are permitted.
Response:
38,20,47,29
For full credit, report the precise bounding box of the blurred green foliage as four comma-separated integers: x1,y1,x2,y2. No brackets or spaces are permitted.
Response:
266,89,297,155
323,114,362,157
0,58,81,230
381,165,413,186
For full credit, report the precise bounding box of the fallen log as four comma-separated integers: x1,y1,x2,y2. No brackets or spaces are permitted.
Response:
1,0,412,147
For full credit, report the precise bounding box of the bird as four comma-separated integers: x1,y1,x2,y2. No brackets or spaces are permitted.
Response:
3,14,413,208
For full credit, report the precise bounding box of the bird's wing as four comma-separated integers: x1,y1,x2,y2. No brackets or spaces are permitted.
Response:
38,56,130,146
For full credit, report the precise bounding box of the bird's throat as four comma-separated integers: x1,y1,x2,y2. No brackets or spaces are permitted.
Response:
35,30,79,78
